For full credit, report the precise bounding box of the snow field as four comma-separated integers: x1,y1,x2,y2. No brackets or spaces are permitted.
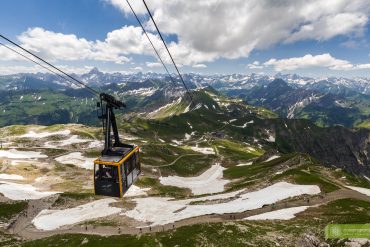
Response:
0,149,47,159
44,135,100,148
19,130,71,138
123,185,150,197
237,162,253,167
32,198,121,230
122,182,320,226
245,206,310,220
189,145,215,155
55,152,95,170
0,181,59,200
346,186,370,197
159,163,229,195
264,155,280,162
0,174,24,180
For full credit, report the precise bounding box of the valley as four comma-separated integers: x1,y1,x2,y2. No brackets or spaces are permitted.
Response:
0,80,369,246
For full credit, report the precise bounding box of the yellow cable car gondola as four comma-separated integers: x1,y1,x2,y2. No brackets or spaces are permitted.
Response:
93,93,140,197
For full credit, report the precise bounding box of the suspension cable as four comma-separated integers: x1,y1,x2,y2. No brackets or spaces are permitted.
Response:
142,0,194,104
0,42,84,90
125,0,178,88
0,34,100,96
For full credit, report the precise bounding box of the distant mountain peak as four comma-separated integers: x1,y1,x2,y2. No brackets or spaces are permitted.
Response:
86,67,102,74
267,78,291,91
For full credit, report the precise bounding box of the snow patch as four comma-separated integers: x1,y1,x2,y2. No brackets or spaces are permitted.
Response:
19,130,71,139
346,186,370,197
32,199,121,231
123,185,150,197
264,155,280,162
159,163,229,195
0,181,58,200
0,174,24,180
122,182,320,226
234,120,254,128
245,206,310,220
44,135,101,149
0,149,47,159
189,145,215,155
237,162,253,167
172,140,183,145
55,152,95,170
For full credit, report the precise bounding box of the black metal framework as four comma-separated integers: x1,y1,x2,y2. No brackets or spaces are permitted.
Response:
98,93,133,156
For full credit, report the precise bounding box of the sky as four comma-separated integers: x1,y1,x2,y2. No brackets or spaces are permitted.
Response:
1,0,370,77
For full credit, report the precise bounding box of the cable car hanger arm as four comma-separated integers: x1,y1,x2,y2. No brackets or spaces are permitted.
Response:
98,93,132,156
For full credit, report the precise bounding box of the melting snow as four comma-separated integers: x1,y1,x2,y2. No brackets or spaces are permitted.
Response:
264,155,280,162
245,206,309,220
126,87,157,97
189,145,215,155
0,149,47,159
0,181,58,200
55,152,95,170
267,135,275,142
44,135,98,148
159,163,229,195
123,135,138,141
172,140,183,145
123,185,150,197
237,162,253,167
346,186,370,197
0,174,24,180
19,130,71,138
265,129,275,142
32,199,121,231
122,182,320,226
234,120,254,128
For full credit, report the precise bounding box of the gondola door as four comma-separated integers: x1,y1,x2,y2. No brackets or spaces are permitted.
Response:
120,162,128,194
94,164,120,197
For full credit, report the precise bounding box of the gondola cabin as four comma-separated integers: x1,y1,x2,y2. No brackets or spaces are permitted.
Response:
94,93,141,198
94,145,140,198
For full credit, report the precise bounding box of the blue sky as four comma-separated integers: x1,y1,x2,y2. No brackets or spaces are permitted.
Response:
1,0,370,77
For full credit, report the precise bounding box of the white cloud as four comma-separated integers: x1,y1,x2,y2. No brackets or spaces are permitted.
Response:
247,61,263,69
285,12,368,43
132,66,143,71
2,0,370,72
3,26,167,65
0,64,94,75
146,62,162,68
263,53,370,71
108,0,370,63
356,63,370,69
0,45,27,61
18,27,95,61
192,63,207,68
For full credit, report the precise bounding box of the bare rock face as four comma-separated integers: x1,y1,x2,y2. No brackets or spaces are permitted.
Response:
295,234,329,247
345,238,370,247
